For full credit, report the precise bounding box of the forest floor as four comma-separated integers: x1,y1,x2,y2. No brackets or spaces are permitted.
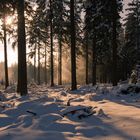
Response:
0,83,140,140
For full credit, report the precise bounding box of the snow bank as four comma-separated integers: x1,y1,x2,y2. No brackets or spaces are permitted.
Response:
0,84,140,140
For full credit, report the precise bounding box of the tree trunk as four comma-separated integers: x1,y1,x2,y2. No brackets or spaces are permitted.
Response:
3,13,9,89
136,2,140,61
34,43,37,82
50,0,54,87
58,34,62,85
70,0,77,90
112,21,117,86
85,38,89,85
112,0,118,86
92,39,96,86
44,44,47,84
17,0,28,95
37,44,40,85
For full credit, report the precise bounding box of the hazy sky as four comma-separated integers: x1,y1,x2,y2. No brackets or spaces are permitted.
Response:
0,43,17,66
122,0,131,16
0,0,132,66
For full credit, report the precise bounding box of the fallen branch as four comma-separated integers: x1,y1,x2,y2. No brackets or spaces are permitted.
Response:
67,98,74,106
78,110,96,119
26,110,37,116
61,106,97,117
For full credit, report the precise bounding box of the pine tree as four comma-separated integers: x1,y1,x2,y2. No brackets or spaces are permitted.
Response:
52,0,77,85
28,0,49,84
125,0,140,62
110,0,123,86
84,0,99,86
84,0,123,85
52,0,65,85
119,0,140,77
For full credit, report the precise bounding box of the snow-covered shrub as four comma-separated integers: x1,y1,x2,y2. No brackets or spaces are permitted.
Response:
129,70,137,84
4,85,16,93
119,84,140,95
0,91,6,101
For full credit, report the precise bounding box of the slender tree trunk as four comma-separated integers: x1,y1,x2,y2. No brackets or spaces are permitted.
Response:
37,43,40,85
136,2,140,61
44,44,47,84
50,0,54,87
58,0,63,85
58,34,62,85
3,13,9,89
92,39,96,86
17,0,28,95
125,60,128,80
85,38,89,85
34,43,37,82
70,0,77,90
112,0,118,86
112,21,117,86
122,59,127,81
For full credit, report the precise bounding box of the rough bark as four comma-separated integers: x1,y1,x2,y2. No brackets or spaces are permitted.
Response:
70,0,77,90
50,0,54,87
34,43,37,82
44,44,47,84
112,0,118,86
58,34,62,85
37,43,40,85
92,39,96,86
3,13,9,89
85,39,89,85
17,0,27,95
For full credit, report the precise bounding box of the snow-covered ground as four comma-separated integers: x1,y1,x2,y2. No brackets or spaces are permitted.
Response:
0,83,140,140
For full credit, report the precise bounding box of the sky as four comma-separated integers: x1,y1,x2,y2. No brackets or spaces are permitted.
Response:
0,43,17,66
122,0,131,18
0,0,131,67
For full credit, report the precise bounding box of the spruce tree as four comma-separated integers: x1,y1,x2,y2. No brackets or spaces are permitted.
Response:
125,0,140,62
110,0,123,86
119,0,140,76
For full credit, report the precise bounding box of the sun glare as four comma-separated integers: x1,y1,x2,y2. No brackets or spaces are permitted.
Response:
0,20,2,26
0,43,17,67
6,16,13,25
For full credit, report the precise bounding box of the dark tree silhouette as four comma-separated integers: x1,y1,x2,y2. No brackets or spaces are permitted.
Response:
50,0,54,87
70,0,77,90
0,1,13,88
3,9,9,89
17,0,28,95
111,0,122,86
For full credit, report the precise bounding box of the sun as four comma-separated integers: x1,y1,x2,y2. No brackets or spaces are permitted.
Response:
6,16,13,25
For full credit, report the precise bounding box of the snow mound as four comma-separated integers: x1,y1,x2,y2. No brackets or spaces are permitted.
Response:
0,91,7,101
61,105,96,120
118,84,140,95
4,85,16,93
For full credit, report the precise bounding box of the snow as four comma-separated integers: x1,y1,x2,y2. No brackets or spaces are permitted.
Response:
0,83,140,140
